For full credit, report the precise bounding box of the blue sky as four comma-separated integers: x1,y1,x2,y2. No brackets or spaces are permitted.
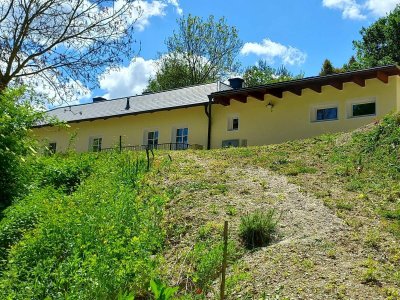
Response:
84,0,399,102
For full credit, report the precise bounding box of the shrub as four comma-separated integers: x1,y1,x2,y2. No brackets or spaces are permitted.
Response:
35,153,95,193
239,209,278,249
0,87,44,207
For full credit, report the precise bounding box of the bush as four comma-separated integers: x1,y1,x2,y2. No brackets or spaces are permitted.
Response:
0,87,44,207
239,209,278,249
35,153,95,193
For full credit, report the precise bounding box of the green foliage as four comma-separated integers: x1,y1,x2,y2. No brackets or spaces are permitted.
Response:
320,59,335,75
150,279,178,300
35,153,95,193
0,152,167,299
146,14,242,92
146,56,194,93
191,239,237,291
239,209,279,249
353,5,400,67
243,60,303,87
328,113,400,237
0,87,44,207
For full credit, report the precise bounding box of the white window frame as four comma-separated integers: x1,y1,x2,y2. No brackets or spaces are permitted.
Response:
347,97,376,119
310,104,339,123
89,136,102,152
227,115,239,131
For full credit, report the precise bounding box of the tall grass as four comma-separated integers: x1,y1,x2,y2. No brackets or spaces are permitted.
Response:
239,209,278,249
0,151,167,299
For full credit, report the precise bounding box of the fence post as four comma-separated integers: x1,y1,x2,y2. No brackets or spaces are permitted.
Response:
146,146,150,171
220,220,228,300
119,136,122,153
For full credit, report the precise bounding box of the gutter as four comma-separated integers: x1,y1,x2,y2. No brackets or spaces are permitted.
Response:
205,95,213,150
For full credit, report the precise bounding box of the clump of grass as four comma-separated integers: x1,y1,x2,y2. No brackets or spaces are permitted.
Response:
239,209,279,249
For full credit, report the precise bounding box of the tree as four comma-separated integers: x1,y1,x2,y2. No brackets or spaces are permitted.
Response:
353,5,400,67
0,87,44,207
145,55,193,93
0,0,141,99
319,59,335,76
342,56,363,72
146,14,242,92
243,60,303,87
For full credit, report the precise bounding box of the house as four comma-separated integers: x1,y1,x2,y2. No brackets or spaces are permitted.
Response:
33,65,400,153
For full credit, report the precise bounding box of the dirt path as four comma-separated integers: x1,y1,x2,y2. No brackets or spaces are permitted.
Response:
155,151,384,299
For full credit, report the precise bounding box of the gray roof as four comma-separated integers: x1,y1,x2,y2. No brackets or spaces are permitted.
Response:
43,82,229,124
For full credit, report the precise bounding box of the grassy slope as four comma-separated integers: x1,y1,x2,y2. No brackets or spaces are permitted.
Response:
0,152,169,299
154,113,400,299
1,114,400,299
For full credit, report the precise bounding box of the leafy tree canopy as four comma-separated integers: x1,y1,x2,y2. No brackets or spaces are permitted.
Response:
0,87,44,206
353,5,400,67
146,14,242,93
243,60,304,87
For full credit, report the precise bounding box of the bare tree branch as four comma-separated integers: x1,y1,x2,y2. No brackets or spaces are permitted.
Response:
0,0,142,102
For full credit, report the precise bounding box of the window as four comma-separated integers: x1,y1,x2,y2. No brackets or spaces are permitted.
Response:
176,128,188,149
47,142,56,155
228,116,239,131
222,139,240,148
147,131,159,148
90,137,102,152
352,102,376,117
316,107,338,121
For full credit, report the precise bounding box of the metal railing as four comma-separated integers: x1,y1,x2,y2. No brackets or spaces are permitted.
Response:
101,143,203,153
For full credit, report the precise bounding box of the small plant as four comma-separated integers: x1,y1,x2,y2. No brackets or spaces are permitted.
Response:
149,279,178,300
239,209,279,249
360,258,380,285
226,205,237,216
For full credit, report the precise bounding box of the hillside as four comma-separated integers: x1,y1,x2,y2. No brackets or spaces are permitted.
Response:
1,114,400,299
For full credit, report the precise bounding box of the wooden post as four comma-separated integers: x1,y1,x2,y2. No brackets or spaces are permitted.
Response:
220,221,228,300
119,136,122,153
146,147,150,171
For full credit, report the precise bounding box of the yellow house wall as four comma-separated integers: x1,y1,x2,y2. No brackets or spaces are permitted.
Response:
211,76,399,149
32,105,208,153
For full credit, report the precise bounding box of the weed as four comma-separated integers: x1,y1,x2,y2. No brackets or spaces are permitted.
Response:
361,258,380,285
150,279,178,300
335,200,354,211
239,209,279,249
364,230,381,249
226,205,237,216
197,222,223,240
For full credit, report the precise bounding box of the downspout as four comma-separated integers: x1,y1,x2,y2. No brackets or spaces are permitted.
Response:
205,95,212,150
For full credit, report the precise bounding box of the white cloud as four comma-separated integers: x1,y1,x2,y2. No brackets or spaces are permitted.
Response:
365,0,399,17
323,0,399,20
132,1,167,31
322,0,366,20
99,57,157,99
167,0,183,15
132,0,183,30
240,38,307,66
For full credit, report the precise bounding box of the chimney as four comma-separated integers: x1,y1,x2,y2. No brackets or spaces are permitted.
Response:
93,97,107,103
228,77,244,89
125,97,130,110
